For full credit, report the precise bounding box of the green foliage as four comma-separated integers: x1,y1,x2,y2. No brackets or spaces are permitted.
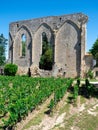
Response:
39,47,53,70
85,79,95,98
73,84,79,100
39,34,53,70
0,34,8,66
95,52,98,66
49,99,54,111
1,76,98,129
89,38,98,66
0,76,73,128
22,41,26,56
89,38,98,57
4,63,18,76
0,46,5,65
49,78,73,111
86,69,93,79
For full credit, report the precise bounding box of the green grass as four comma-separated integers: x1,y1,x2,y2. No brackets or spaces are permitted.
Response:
59,103,70,115
63,114,77,129
76,112,98,130
89,79,98,82
80,96,86,104
22,112,44,130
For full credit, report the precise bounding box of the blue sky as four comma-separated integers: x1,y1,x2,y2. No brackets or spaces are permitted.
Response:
0,0,98,54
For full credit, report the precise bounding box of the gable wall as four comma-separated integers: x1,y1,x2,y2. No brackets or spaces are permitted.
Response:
9,13,88,77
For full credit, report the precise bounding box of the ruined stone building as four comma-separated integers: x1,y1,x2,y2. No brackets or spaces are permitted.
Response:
9,13,93,78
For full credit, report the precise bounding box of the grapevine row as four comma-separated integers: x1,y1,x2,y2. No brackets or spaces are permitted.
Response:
0,76,72,129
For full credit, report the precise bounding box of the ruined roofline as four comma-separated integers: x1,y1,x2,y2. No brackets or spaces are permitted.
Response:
9,12,90,78
9,12,88,25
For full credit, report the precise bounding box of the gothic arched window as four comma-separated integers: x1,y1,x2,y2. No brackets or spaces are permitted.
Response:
39,32,53,70
21,34,26,56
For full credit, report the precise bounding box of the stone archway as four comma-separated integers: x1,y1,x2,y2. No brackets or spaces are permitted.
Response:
14,25,32,67
33,23,54,69
55,20,81,77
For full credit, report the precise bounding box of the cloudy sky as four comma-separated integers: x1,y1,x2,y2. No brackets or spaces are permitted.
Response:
0,0,98,54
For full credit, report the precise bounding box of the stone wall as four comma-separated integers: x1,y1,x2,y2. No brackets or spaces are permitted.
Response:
84,53,93,75
9,13,89,78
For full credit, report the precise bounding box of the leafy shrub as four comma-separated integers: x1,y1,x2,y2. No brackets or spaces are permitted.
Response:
4,63,18,76
39,48,53,70
86,69,93,79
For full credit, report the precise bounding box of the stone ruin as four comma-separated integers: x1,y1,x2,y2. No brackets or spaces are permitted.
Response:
8,13,93,78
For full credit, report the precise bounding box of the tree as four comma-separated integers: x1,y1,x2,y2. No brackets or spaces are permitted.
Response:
39,33,53,70
0,34,8,66
95,52,98,66
39,47,53,70
89,38,98,67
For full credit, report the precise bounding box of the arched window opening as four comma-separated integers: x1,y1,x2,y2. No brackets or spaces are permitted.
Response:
42,32,49,55
21,34,26,56
39,32,53,70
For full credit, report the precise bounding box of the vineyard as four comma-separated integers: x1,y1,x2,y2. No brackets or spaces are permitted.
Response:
0,76,98,129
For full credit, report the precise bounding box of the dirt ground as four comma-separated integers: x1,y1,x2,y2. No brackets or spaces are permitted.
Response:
15,93,98,130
